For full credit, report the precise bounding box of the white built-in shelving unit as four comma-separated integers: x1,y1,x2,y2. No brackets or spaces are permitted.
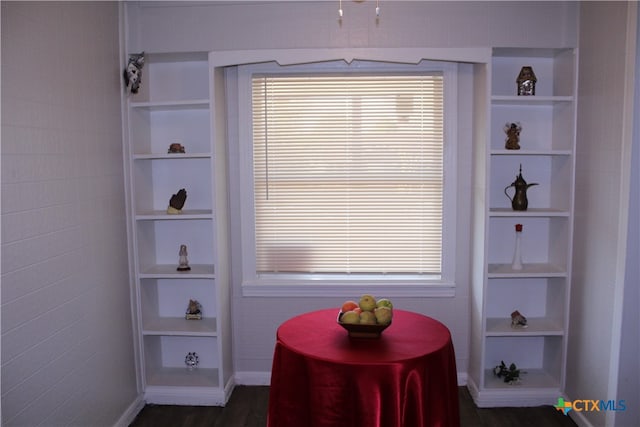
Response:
124,51,233,405
469,48,577,407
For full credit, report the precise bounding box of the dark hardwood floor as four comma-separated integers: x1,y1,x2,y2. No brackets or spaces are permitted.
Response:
129,386,577,427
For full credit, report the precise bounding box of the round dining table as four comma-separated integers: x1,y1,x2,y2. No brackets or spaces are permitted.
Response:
267,308,460,427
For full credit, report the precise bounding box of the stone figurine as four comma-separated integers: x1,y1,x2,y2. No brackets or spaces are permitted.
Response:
516,66,537,96
177,244,191,271
123,52,145,94
168,142,186,154
186,299,202,320
185,351,199,369
504,122,522,150
510,310,528,328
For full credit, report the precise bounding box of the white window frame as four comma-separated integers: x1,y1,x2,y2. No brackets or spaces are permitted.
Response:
238,59,457,297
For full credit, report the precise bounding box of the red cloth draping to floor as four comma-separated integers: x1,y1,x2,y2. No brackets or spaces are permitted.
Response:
267,309,460,427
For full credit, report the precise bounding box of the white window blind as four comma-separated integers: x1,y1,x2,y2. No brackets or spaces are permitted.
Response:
251,73,444,276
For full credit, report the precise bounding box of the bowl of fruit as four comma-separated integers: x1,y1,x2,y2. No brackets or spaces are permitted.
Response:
337,294,393,338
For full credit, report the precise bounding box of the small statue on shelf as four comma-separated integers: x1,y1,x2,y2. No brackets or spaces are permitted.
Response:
123,52,145,95
185,352,199,369
177,244,191,271
168,142,186,154
510,310,528,328
493,360,521,384
167,188,187,214
504,122,522,150
516,66,537,96
186,299,202,320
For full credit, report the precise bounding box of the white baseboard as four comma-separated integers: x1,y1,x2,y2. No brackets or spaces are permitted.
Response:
465,375,561,407
457,371,468,386
233,371,272,386
144,385,231,406
114,395,145,427
568,409,594,427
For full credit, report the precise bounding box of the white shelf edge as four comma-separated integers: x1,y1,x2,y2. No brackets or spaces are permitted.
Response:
485,317,564,337
135,210,214,220
139,264,215,278
144,384,227,406
489,208,570,217
133,153,212,160
141,317,218,337
491,95,573,104
487,263,567,277
483,368,560,390
145,367,220,389
490,149,572,156
130,99,210,110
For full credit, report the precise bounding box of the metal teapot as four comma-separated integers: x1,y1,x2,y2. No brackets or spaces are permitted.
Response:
504,165,538,211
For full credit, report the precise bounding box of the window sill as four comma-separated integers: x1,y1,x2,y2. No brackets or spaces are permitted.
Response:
241,280,455,298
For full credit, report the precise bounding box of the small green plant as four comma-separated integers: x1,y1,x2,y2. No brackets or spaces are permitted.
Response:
493,360,520,384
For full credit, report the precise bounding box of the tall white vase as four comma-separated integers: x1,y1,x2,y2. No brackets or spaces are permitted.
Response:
512,224,523,270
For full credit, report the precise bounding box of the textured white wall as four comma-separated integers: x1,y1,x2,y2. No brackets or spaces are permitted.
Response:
568,2,638,426
615,6,640,422
1,2,138,425
125,1,579,382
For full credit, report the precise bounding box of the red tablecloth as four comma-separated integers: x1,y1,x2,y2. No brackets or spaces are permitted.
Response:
267,309,460,427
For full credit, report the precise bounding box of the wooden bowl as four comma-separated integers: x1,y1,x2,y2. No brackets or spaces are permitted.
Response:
337,311,391,338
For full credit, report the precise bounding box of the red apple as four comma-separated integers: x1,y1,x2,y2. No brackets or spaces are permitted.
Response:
341,300,359,313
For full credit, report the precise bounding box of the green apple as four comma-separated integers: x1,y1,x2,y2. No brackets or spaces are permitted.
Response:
359,294,377,312
341,310,360,324
376,298,393,309
359,311,376,325
374,306,393,325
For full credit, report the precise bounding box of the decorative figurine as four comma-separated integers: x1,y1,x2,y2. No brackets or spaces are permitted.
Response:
177,244,191,271
168,142,186,154
167,188,187,214
504,165,538,211
123,52,145,94
493,360,521,384
186,299,202,320
511,310,528,328
511,223,524,270
516,66,537,96
185,352,199,369
504,122,522,150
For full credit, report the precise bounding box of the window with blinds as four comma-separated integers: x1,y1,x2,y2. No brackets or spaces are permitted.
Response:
251,73,445,276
